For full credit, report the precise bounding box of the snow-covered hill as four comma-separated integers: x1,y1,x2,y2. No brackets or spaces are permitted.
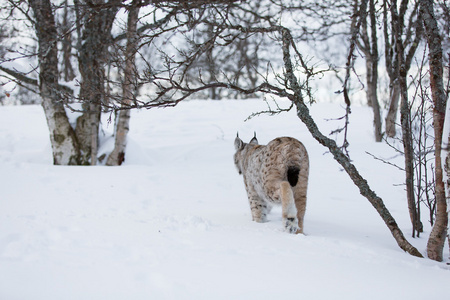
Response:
0,99,449,299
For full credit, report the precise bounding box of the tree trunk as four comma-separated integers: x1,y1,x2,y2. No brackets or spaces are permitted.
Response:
390,0,421,237
440,0,450,241
444,101,450,261
281,28,422,257
29,0,81,165
420,0,448,262
383,0,422,139
399,77,418,237
368,0,382,142
359,0,382,142
442,6,450,258
106,2,140,166
385,82,400,138
206,23,219,100
383,0,399,138
367,66,382,142
61,0,75,82
76,0,120,165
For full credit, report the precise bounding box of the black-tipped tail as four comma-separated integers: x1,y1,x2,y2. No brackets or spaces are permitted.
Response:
287,166,300,187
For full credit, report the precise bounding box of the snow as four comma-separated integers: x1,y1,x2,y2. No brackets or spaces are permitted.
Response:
0,99,449,300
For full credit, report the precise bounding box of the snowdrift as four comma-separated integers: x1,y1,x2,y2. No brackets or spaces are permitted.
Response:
0,100,449,299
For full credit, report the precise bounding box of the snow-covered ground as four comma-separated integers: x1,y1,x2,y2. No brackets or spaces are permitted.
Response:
0,99,449,300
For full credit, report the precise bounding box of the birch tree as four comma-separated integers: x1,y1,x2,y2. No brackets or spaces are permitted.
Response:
2,0,240,165
29,0,81,165
437,0,450,261
60,0,75,82
420,0,448,262
106,0,140,166
444,90,450,261
8,0,122,165
75,0,121,165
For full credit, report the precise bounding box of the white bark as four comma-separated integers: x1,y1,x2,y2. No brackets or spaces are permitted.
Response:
106,3,140,166
442,95,450,259
41,100,80,165
30,0,80,165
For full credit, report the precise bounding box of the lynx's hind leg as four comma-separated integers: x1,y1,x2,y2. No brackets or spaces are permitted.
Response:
280,181,299,233
293,160,308,234
294,190,307,234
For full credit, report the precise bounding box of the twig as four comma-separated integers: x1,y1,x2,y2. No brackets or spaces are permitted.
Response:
365,151,405,171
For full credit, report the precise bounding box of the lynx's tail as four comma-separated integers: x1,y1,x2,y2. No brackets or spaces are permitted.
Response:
287,166,300,187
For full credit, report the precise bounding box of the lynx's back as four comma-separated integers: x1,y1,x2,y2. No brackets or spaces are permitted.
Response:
254,137,308,203
234,135,309,233
262,137,308,185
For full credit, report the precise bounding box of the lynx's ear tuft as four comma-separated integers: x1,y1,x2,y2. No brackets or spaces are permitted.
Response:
249,132,258,145
235,134,245,150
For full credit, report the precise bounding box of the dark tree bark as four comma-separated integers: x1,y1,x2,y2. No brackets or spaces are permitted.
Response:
61,0,75,82
358,0,382,142
385,82,400,138
76,0,121,165
384,0,422,138
29,0,81,165
391,0,421,237
420,0,448,262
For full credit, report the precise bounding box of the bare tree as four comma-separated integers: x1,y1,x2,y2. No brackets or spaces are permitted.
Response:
420,0,448,262
180,3,269,100
106,0,140,166
75,0,122,165
29,0,81,165
59,0,76,82
384,0,423,138
437,0,450,261
445,98,450,261
445,118,450,261
279,26,421,257
410,62,434,234
2,0,238,166
388,0,424,237
357,0,382,142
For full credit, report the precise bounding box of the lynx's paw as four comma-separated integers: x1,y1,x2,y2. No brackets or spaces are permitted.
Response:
253,214,268,223
283,217,299,234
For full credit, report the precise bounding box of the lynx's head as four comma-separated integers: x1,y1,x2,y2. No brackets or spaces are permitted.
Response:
234,133,258,175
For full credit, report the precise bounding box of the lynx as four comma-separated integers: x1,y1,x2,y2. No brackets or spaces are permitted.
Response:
234,134,309,234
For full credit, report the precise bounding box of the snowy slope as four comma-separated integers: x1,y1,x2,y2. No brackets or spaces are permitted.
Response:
0,100,449,300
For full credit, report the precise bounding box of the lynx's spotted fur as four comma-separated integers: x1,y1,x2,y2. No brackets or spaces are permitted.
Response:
234,135,309,234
